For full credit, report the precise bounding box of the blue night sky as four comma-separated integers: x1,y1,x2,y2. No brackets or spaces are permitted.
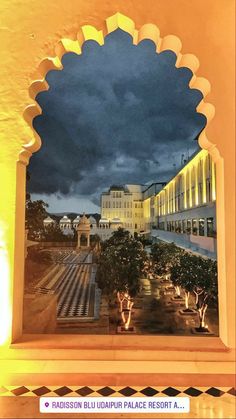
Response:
30,29,206,213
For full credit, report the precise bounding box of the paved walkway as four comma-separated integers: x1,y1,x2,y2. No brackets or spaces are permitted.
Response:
109,276,219,335
32,249,218,336
34,249,98,321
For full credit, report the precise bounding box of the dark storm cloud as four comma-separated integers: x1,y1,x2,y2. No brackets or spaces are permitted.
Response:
30,30,205,199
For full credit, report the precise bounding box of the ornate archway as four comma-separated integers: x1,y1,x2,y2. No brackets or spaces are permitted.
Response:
19,13,224,346
22,13,216,161
0,6,234,373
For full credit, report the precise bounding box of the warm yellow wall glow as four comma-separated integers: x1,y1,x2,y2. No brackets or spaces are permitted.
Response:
212,161,216,201
184,172,187,209
172,181,175,213
202,154,207,203
155,149,209,213
195,164,199,206
0,1,235,356
189,168,192,208
0,227,12,346
143,197,150,219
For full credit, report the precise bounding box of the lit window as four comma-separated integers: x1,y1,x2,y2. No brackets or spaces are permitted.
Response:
187,219,191,234
207,217,215,237
199,218,205,236
192,219,198,235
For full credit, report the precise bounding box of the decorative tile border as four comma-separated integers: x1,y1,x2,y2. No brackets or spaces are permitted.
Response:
0,386,235,398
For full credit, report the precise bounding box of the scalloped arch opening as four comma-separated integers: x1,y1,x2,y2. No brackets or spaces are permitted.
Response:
22,12,217,162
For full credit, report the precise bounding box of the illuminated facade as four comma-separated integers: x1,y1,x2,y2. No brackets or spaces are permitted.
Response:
101,183,165,236
101,184,143,234
43,216,55,228
59,215,72,230
151,150,216,231
100,150,216,257
154,149,216,225
44,150,216,254
151,149,217,257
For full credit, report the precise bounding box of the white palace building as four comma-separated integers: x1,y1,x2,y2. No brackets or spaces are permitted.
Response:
99,149,217,259
43,149,216,259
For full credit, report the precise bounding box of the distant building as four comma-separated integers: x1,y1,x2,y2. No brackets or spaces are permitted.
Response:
72,215,80,229
89,216,97,230
59,215,73,236
43,214,99,238
42,149,216,258
100,183,165,237
43,216,55,228
59,215,72,229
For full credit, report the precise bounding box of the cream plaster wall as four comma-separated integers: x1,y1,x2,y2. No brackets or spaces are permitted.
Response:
0,1,235,370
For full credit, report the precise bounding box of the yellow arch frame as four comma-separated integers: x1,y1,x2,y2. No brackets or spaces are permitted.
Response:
0,10,234,378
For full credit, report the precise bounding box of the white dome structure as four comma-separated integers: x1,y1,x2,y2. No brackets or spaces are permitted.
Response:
43,216,55,226
111,217,122,224
99,217,109,229
59,215,72,230
60,215,71,222
72,215,80,228
99,217,109,223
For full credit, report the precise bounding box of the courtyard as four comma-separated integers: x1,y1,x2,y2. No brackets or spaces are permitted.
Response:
23,246,219,336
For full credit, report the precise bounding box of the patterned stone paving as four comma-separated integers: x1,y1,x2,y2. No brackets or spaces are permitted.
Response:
33,250,98,320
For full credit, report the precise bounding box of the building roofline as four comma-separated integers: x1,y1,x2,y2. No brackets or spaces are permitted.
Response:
142,182,167,194
159,149,203,192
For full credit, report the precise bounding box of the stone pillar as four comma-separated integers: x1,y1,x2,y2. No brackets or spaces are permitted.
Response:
172,181,175,212
189,168,192,208
77,233,81,248
202,155,207,203
167,188,169,214
212,159,216,201
184,171,187,209
204,218,208,237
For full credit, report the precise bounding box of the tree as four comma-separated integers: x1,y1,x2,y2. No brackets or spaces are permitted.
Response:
90,234,101,249
151,242,183,280
97,228,147,303
193,258,218,332
27,246,52,265
169,257,184,299
43,223,71,242
26,199,49,240
97,228,147,331
170,253,201,309
171,253,218,329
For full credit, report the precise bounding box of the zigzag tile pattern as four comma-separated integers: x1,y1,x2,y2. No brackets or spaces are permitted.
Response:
34,250,95,320
0,386,235,398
